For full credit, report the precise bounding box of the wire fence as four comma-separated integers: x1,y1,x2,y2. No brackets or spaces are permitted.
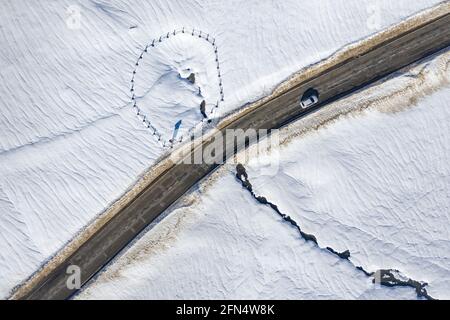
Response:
130,28,225,148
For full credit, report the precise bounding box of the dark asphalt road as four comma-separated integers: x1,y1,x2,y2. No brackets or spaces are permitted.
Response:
19,12,450,300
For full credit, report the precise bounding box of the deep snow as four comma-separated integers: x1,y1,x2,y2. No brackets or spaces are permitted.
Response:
77,172,418,300
77,50,450,299
0,0,445,298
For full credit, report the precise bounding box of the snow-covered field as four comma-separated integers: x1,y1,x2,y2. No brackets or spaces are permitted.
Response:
78,50,450,300
78,172,419,300
0,0,446,298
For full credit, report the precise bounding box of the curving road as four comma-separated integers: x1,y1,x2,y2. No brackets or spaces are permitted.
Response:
18,12,450,300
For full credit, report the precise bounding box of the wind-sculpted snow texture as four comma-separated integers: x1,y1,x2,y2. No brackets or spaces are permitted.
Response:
240,72,450,298
78,53,450,300
0,0,443,298
78,171,419,300
130,28,224,147
235,164,434,300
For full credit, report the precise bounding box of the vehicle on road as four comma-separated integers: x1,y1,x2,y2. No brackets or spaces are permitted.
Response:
300,88,319,109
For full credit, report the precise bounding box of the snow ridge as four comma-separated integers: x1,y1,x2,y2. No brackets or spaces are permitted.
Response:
235,164,435,300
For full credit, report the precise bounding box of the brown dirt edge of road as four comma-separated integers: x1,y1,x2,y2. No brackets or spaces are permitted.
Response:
9,1,450,300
